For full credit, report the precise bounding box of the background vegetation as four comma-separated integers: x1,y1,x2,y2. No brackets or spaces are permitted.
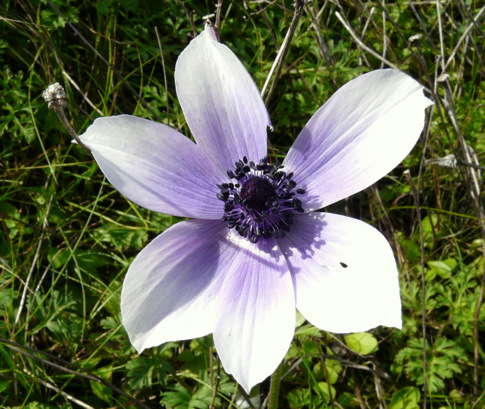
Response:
1,0,484,407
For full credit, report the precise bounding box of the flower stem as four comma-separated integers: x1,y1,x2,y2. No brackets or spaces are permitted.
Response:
42,83,92,156
261,0,304,104
267,363,283,409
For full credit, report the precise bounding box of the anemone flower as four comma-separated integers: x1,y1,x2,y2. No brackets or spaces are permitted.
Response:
79,24,432,392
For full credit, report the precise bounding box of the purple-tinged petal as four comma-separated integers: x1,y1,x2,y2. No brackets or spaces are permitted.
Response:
175,25,271,172
121,219,228,352
283,70,433,209
79,115,226,219
278,212,402,333
213,235,295,393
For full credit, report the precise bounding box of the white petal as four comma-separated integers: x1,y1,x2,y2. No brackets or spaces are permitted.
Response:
175,25,270,172
278,212,402,333
283,70,433,209
80,115,226,219
213,235,295,393
121,219,229,352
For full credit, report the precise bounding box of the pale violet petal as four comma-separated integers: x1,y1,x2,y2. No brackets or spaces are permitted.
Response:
283,70,433,209
213,234,295,393
121,219,229,352
79,115,226,219
175,25,270,172
278,212,402,333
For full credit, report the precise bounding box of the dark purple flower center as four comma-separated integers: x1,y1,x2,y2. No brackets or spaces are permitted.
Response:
240,177,275,212
217,156,305,243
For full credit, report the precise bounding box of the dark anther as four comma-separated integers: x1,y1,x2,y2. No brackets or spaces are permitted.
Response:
218,156,306,243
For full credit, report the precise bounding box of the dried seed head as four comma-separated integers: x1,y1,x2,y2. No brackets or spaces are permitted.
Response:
42,82,67,109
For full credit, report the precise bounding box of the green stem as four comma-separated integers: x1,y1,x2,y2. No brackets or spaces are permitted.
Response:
267,363,283,409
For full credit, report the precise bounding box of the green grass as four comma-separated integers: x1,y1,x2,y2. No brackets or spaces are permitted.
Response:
1,0,484,407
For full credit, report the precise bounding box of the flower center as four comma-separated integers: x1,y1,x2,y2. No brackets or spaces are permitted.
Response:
240,177,275,213
217,156,305,243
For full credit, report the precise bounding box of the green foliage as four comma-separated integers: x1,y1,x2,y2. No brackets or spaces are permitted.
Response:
396,337,467,392
0,69,36,142
389,387,421,409
160,383,218,409
344,332,379,355
1,0,484,407
126,353,173,390
40,0,80,30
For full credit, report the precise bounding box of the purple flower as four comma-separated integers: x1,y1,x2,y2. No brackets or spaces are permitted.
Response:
79,25,432,392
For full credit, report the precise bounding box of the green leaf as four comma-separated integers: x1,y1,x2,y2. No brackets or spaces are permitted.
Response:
337,392,361,407
314,381,337,402
126,355,173,390
287,387,311,409
313,359,342,384
294,323,322,337
389,387,421,409
0,379,11,394
160,383,216,409
126,357,155,390
427,259,456,279
90,379,113,404
295,310,306,327
344,332,378,355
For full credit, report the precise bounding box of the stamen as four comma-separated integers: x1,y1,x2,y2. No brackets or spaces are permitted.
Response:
217,156,306,243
